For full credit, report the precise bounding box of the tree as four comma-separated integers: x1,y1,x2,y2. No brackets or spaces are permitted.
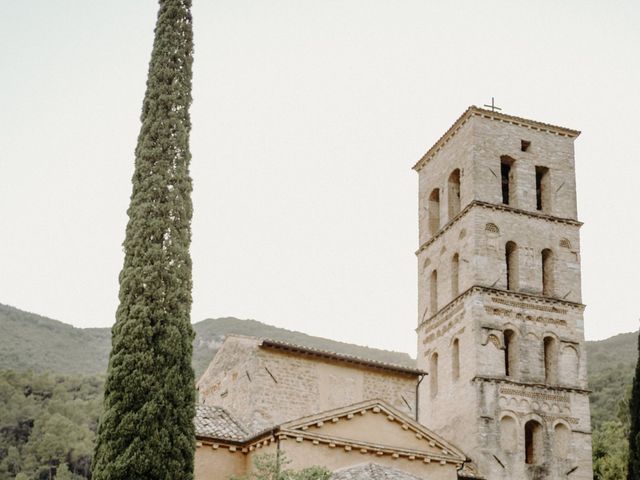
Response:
628,329,640,479
91,1,196,479
230,454,331,480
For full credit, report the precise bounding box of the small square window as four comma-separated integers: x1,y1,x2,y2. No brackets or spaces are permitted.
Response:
521,140,531,152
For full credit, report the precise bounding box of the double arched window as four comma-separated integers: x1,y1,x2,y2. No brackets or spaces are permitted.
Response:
425,168,462,238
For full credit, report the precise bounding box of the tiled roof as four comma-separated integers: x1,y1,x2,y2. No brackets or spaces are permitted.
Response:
194,405,249,442
331,463,423,480
260,339,426,376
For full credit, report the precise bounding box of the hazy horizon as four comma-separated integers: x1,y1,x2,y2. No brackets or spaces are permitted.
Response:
1,1,639,355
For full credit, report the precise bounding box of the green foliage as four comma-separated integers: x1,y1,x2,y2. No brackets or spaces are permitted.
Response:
628,330,640,479
0,304,414,379
230,453,330,480
593,386,630,479
0,370,102,479
588,331,638,430
0,304,111,375
91,1,196,479
1,302,639,478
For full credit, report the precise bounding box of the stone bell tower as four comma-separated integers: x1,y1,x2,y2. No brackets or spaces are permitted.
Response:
414,107,593,479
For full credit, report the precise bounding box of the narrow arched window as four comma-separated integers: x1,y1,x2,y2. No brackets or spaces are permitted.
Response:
430,270,438,315
504,330,517,377
448,169,461,220
451,253,459,298
524,420,543,464
452,338,460,381
428,189,440,236
544,336,557,384
430,352,439,397
505,241,518,291
541,249,554,296
554,423,570,458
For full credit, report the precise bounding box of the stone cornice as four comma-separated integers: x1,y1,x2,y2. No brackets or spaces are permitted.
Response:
416,201,582,256
472,375,591,395
413,106,580,172
417,286,585,332
275,429,465,465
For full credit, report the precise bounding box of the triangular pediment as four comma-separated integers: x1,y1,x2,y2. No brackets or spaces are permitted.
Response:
279,399,466,463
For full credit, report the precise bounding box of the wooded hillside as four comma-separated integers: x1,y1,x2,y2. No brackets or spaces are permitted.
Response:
0,302,636,479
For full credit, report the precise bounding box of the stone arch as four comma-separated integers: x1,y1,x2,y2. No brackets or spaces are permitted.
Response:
559,238,572,249
561,345,580,385
422,257,431,271
553,421,571,458
499,413,518,453
505,241,519,291
429,352,439,398
543,334,559,385
524,419,544,464
542,248,555,296
429,270,438,315
428,188,440,236
447,168,461,221
451,253,460,297
485,222,500,234
451,337,460,381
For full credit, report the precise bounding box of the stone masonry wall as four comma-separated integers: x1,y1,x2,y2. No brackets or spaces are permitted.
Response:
416,110,592,480
197,335,418,434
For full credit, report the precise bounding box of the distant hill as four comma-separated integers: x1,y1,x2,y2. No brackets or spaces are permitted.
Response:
0,303,413,378
1,302,636,427
587,331,637,428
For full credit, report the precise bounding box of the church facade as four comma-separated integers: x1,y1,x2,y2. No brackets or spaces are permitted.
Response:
193,107,593,479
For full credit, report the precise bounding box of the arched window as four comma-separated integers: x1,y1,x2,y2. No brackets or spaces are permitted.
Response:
451,253,459,298
524,420,543,464
430,353,439,398
430,270,438,315
428,189,440,236
500,156,515,205
452,338,460,381
541,249,554,296
500,416,517,453
505,241,518,291
504,329,517,377
554,423,570,458
448,169,461,220
544,336,558,384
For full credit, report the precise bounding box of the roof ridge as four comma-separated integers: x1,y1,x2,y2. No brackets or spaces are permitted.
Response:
413,106,580,172
259,338,423,375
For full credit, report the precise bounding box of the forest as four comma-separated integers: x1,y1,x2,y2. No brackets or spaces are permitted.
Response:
0,303,636,479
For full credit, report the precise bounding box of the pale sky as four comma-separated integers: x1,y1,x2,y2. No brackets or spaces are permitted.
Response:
1,1,639,355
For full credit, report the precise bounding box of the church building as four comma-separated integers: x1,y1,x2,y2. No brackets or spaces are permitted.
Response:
193,107,593,480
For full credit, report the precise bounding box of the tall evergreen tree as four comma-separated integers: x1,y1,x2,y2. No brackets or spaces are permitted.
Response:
92,1,195,479
628,330,640,479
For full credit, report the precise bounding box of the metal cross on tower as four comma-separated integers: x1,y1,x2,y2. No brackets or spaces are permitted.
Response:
483,97,502,112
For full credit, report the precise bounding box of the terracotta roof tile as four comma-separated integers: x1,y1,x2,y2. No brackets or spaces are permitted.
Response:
331,463,423,480
194,405,249,442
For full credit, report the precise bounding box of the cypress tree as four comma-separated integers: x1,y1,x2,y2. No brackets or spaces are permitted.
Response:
629,329,640,479
92,1,195,479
